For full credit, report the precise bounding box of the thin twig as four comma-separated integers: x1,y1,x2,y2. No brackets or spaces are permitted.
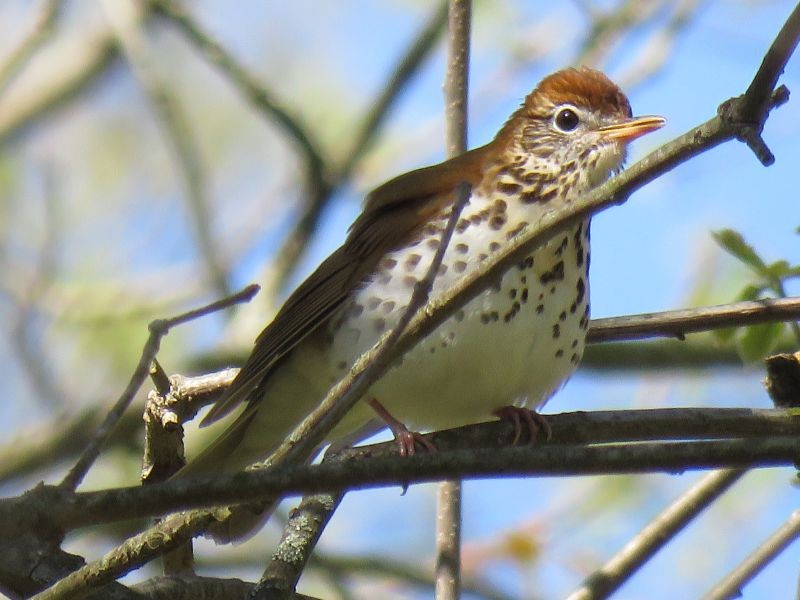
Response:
10,165,64,407
587,296,800,343
565,469,745,600
59,284,258,491
102,0,231,300
701,510,800,600
437,1,471,599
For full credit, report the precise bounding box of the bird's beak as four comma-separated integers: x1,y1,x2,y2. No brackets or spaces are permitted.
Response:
597,115,666,142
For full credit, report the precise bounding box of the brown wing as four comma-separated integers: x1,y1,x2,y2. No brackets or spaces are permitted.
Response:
201,143,494,426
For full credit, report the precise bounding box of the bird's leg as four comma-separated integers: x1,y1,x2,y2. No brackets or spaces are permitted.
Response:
367,398,437,456
492,406,552,445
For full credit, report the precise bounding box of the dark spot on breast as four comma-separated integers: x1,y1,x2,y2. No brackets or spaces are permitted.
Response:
382,300,396,314
367,297,381,310
381,257,397,270
555,236,569,257
497,182,522,195
576,247,584,267
405,253,422,270
555,349,564,358
536,304,544,314
337,360,348,371
539,260,565,284
576,278,586,304
457,219,470,233
552,324,560,338
455,309,465,322
422,223,440,236
494,199,508,212
571,339,578,348
518,255,534,270
349,303,364,318
478,253,488,262
489,214,507,230
438,263,448,276
470,214,484,225
520,189,540,204
403,275,418,288
559,311,567,321
509,288,517,299
570,353,580,364
520,288,528,303
489,241,501,252
427,238,440,250
454,260,467,273
455,243,469,254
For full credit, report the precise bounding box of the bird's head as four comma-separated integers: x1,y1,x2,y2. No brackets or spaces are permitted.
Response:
498,67,665,187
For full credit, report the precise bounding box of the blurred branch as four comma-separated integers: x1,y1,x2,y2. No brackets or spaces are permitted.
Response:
701,509,800,600
310,553,515,600
269,1,449,293
576,0,664,68
0,0,63,97
438,1,471,599
10,165,64,407
59,284,258,491
102,0,231,300
618,0,708,89
0,5,146,141
565,468,745,600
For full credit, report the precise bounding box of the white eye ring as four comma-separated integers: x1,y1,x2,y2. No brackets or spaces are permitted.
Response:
553,106,580,132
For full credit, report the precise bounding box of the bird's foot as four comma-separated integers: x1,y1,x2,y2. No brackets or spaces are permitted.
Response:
368,398,437,456
492,406,552,445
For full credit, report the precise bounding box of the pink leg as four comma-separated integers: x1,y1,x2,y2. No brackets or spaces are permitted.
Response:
368,398,437,456
492,406,552,445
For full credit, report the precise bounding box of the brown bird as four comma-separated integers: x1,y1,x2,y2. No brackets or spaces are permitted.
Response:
186,67,664,490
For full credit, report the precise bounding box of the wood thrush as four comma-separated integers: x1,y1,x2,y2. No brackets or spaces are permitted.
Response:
186,67,664,483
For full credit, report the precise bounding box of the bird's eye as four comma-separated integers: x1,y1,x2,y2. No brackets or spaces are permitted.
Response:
554,108,580,132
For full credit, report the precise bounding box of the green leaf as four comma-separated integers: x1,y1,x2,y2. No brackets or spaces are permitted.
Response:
712,229,766,272
736,283,767,302
765,260,792,280
736,322,785,363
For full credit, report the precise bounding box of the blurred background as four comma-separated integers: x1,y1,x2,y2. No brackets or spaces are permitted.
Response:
0,0,798,598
